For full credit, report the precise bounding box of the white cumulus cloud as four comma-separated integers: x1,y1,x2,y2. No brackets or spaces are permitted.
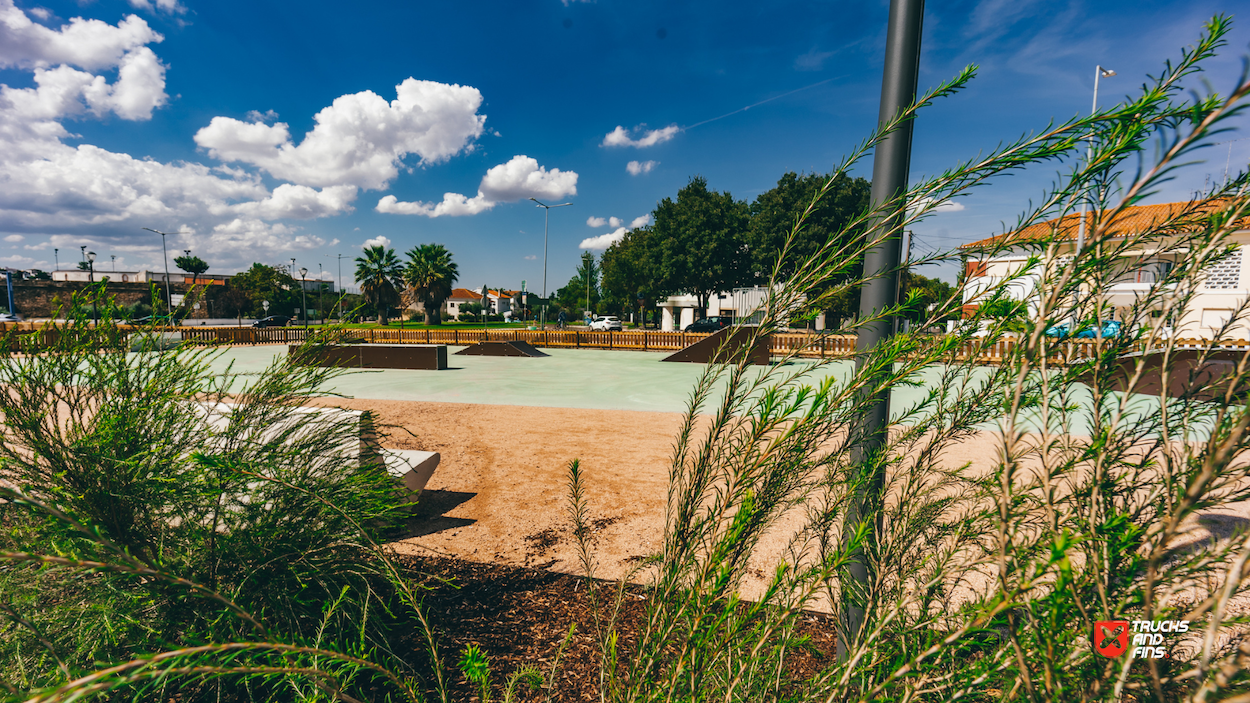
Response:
601,124,679,148
0,1,162,70
233,184,358,220
578,213,651,250
376,155,577,218
194,79,487,190
626,159,657,175
4,234,23,242
586,216,606,227
362,235,391,249
126,0,186,14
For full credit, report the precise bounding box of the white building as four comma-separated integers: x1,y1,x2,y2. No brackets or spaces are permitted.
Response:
960,201,1250,339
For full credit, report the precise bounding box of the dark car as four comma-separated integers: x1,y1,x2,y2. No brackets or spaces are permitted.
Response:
684,316,733,333
251,315,292,328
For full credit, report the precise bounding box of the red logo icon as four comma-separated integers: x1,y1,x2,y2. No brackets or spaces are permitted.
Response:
1094,621,1129,657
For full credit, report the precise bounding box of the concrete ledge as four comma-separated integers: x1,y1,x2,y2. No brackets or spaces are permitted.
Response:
292,343,449,370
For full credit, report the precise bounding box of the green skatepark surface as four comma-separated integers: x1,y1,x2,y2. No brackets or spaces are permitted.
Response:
203,345,897,415
199,344,1136,436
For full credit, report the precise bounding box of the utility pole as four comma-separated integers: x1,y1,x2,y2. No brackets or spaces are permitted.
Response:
142,228,176,317
841,0,924,660
326,253,347,320
529,197,571,330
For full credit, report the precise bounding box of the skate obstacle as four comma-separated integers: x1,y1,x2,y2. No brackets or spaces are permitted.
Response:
1082,349,1248,401
662,326,771,365
454,340,549,357
292,343,448,370
195,403,439,504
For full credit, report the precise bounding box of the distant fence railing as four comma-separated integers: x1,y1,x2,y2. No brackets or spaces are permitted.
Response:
4,321,1242,366
174,326,1129,365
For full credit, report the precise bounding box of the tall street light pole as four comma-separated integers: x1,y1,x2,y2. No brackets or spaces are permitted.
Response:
326,254,347,320
299,267,309,329
53,248,58,273
86,251,97,324
841,0,924,660
318,263,324,324
529,197,571,330
1074,66,1116,260
142,228,175,318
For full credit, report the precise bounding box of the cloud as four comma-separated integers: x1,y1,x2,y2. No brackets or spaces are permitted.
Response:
601,124,679,148
795,48,835,71
608,216,622,228
126,0,186,14
586,216,606,227
0,4,355,272
245,108,278,123
233,184,358,220
362,235,391,249
376,192,493,217
626,159,658,175
524,254,537,260
908,196,966,214
579,228,627,250
578,213,651,250
194,78,487,190
4,235,23,242
376,155,577,218
0,2,162,71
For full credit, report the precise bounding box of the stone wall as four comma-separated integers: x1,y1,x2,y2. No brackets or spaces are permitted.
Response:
6,280,208,319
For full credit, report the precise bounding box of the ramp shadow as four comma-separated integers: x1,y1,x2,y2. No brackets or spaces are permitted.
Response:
403,489,477,537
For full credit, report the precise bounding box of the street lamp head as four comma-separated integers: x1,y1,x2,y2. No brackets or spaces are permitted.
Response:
1099,67,1116,78
299,267,307,278
87,251,96,262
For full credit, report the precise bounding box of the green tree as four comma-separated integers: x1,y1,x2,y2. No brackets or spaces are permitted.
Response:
747,171,872,322
899,270,957,324
355,245,402,324
402,243,459,325
555,252,600,315
228,263,298,317
174,255,210,276
601,226,658,319
649,176,750,314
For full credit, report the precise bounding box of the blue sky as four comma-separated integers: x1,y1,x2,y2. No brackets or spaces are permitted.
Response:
1,0,1249,293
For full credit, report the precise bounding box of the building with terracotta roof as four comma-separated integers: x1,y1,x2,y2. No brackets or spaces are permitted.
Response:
959,201,1249,339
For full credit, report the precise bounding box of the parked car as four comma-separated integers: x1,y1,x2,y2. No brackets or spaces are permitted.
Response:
0,312,20,323
684,316,733,333
1045,320,1122,339
251,315,292,328
589,315,622,331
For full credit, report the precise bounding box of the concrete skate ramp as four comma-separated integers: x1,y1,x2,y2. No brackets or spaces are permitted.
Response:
293,343,448,370
455,340,549,357
662,326,771,365
1081,349,1249,400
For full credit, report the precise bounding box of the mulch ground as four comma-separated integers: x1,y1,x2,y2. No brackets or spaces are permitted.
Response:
399,555,841,702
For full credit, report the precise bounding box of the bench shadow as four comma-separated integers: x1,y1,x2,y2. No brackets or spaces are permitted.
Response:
402,489,477,537
1170,513,1250,555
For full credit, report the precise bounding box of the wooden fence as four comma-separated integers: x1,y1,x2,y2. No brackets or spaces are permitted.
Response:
5,321,1241,366
175,325,1112,364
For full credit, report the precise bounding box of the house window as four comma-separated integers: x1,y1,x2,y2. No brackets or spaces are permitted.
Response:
1204,250,1242,290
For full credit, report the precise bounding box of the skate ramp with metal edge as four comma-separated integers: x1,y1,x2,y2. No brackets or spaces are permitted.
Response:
662,326,771,365
292,343,448,370
455,340,549,357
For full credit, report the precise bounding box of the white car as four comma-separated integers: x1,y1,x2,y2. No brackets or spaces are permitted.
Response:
0,313,19,323
589,315,622,331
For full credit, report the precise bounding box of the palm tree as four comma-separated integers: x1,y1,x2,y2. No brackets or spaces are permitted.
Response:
354,245,402,324
402,244,459,325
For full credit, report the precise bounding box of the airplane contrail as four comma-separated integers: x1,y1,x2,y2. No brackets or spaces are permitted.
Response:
681,75,845,131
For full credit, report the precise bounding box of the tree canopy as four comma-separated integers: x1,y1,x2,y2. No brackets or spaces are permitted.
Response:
648,176,751,312
174,255,210,276
355,245,402,324
555,252,600,315
402,243,458,325
226,263,299,317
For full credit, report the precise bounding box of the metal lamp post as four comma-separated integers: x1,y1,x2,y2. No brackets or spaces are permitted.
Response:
111,254,116,272
326,254,346,320
529,197,571,330
141,228,175,319
318,263,324,324
1069,65,1116,331
53,248,59,273
86,251,97,324
299,267,308,329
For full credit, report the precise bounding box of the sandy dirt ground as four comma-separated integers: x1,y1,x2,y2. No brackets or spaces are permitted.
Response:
318,398,1250,614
